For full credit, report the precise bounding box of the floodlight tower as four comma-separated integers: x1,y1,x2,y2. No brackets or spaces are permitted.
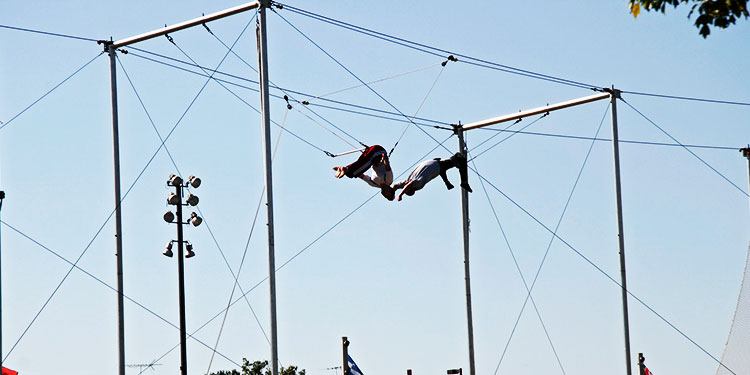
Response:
163,174,203,375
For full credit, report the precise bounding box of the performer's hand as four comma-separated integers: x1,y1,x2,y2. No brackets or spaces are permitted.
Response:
333,166,346,178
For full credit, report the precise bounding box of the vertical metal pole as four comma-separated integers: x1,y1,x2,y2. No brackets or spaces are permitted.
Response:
457,127,476,375
0,191,4,368
175,184,188,375
342,337,350,375
743,147,750,211
257,2,279,375
107,44,126,375
609,89,633,375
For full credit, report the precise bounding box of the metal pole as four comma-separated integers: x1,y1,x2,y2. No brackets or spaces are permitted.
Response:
256,2,279,375
175,185,188,375
0,191,5,368
107,44,126,375
743,147,750,212
342,337,350,375
457,127,476,375
608,88,633,375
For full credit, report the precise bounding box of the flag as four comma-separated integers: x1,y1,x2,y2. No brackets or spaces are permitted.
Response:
2,367,19,375
347,355,364,375
644,366,653,375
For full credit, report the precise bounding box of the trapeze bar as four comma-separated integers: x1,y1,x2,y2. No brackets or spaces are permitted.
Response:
112,1,260,48
332,147,366,157
462,92,611,131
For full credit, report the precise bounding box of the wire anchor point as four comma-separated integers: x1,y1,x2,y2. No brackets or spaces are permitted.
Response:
441,55,458,67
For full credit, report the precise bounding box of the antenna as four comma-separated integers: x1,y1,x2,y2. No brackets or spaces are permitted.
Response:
126,363,162,373
325,365,342,375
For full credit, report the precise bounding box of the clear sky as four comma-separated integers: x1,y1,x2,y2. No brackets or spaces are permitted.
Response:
1,1,749,375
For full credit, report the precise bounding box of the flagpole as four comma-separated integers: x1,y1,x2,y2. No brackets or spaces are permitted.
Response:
342,337,350,375
637,353,646,375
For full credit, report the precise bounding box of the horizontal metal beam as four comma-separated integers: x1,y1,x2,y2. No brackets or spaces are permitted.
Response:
462,92,611,131
112,1,260,48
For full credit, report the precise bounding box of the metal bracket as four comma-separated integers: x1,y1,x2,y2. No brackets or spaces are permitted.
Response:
97,39,114,52
604,87,622,99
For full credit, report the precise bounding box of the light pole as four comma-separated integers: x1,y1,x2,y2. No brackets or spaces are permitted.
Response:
162,174,202,375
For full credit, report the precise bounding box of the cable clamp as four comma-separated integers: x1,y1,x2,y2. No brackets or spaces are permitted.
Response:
324,150,335,157
441,55,458,67
301,100,310,105
283,95,292,110
201,16,214,35
165,28,175,44
273,2,284,9
540,105,550,118
740,146,750,158
512,109,523,124
117,48,129,54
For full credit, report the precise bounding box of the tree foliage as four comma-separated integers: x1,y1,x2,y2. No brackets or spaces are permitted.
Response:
210,359,306,375
628,0,749,37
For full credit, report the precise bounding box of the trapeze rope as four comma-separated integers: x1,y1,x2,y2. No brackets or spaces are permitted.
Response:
273,9,449,156
389,55,457,157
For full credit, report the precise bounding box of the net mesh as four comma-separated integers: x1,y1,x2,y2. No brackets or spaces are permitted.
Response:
716,243,750,375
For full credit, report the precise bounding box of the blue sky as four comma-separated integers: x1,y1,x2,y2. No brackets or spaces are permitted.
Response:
1,1,749,375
